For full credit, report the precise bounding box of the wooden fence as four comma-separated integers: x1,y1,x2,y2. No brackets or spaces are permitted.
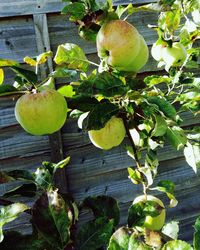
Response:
0,0,200,243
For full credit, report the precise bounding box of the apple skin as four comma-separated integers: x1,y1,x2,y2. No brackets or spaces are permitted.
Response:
124,35,149,72
162,42,187,67
15,89,68,135
88,116,126,150
96,20,148,72
133,195,166,231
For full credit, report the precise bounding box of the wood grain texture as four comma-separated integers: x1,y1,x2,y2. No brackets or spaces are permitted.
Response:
0,0,200,243
0,0,156,17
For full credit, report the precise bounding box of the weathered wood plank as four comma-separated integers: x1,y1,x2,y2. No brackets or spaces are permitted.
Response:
0,0,155,17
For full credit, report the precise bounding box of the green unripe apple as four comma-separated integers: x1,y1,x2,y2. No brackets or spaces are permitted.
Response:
124,35,149,72
133,195,166,231
96,20,149,72
162,42,187,67
15,89,67,135
88,116,126,150
151,43,165,62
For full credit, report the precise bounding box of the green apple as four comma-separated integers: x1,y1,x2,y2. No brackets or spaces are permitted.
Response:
162,42,187,67
88,116,126,150
124,35,149,72
96,20,149,72
151,43,165,62
133,195,166,231
15,89,67,135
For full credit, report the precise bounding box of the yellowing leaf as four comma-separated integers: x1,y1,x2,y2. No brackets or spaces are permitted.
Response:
24,56,37,66
37,51,53,65
0,68,4,85
0,58,19,67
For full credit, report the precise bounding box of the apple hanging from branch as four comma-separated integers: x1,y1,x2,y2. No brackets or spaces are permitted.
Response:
15,89,68,135
88,116,126,150
96,19,149,72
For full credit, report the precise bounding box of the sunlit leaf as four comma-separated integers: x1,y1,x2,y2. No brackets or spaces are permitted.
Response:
0,68,4,85
162,221,179,240
151,180,178,208
38,77,55,92
166,126,187,150
57,85,75,98
0,203,29,242
161,240,193,250
54,43,89,72
24,56,37,66
152,114,168,137
37,51,53,65
184,142,200,173
107,227,130,250
0,58,19,67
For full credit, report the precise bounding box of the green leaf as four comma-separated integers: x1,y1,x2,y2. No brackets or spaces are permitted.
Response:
152,114,168,137
36,51,53,65
57,85,75,98
33,167,52,189
76,217,114,250
3,183,37,198
54,43,89,72
49,66,77,79
166,126,187,150
162,240,193,250
7,169,34,181
0,203,29,242
37,77,55,92
84,102,119,130
67,95,99,112
147,96,177,120
184,142,200,173
0,68,4,85
0,84,18,95
1,231,52,250
32,192,71,249
53,156,71,172
11,66,37,85
107,227,130,250
127,167,143,185
128,200,161,227
47,189,71,247
162,221,179,240
194,216,200,250
0,58,19,67
61,2,86,21
77,71,128,97
151,180,178,208
144,75,171,87
81,195,120,226
108,227,152,250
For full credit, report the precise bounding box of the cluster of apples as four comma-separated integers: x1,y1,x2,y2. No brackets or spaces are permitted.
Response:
84,19,149,150
15,19,149,144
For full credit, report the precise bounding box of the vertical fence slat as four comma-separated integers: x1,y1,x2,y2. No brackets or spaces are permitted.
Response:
33,13,68,193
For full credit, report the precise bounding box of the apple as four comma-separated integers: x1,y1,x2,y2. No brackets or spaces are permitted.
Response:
15,89,68,135
133,195,166,231
151,43,165,62
88,116,126,150
162,42,187,67
96,20,149,72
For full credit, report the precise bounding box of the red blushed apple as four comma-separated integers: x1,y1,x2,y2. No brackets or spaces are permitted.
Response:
15,89,68,135
96,20,149,72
